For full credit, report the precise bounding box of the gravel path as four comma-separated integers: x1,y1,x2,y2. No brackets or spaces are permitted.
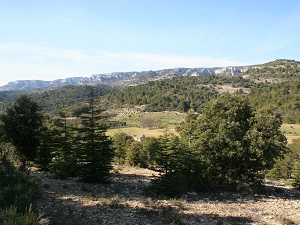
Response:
33,166,300,225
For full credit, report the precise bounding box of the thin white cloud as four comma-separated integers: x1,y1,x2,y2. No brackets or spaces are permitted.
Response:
0,42,86,61
0,42,245,68
98,52,244,69
0,42,249,86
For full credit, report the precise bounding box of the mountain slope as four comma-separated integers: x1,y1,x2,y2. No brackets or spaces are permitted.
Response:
243,59,300,81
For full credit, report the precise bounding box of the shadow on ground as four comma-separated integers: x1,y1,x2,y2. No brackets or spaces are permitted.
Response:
34,169,300,225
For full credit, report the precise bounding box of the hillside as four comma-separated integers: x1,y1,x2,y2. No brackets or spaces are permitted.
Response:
246,60,300,123
100,76,254,113
243,59,300,81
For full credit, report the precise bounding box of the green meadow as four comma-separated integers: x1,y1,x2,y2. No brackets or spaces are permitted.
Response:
110,111,185,128
107,111,183,137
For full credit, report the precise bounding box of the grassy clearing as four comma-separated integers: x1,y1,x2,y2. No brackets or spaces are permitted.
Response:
106,127,178,138
110,111,185,128
281,123,300,143
107,111,183,138
286,135,300,144
281,123,300,135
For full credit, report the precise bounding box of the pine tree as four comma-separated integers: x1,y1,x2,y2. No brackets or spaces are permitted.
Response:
125,141,145,167
156,133,179,175
141,137,160,167
0,95,44,169
268,137,300,181
152,133,199,195
47,111,78,178
112,132,133,164
36,125,53,171
77,95,114,183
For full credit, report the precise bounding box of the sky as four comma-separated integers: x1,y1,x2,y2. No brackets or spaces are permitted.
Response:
1,0,300,86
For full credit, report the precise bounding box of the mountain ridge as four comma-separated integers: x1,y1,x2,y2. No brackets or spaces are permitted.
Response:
0,65,251,91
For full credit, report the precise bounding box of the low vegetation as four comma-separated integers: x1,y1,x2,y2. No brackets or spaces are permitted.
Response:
0,144,42,224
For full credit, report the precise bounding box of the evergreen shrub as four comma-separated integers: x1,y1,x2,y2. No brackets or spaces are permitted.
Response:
49,155,78,179
1,206,38,225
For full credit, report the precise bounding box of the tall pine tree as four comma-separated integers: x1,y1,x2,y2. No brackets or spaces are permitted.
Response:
77,92,114,183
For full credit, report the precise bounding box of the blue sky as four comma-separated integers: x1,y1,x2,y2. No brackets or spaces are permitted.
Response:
1,0,300,86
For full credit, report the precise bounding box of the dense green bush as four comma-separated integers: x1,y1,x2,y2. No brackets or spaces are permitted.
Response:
151,169,213,197
266,153,295,180
0,142,20,168
151,133,213,196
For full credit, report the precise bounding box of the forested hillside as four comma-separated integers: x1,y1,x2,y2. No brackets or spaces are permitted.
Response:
249,81,300,122
243,59,300,80
246,59,300,122
0,84,113,115
31,84,112,115
101,76,254,112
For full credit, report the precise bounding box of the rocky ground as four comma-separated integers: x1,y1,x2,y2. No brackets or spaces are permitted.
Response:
33,166,300,225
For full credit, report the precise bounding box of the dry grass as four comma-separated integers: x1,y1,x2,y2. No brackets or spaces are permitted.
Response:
281,123,300,143
106,127,178,138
